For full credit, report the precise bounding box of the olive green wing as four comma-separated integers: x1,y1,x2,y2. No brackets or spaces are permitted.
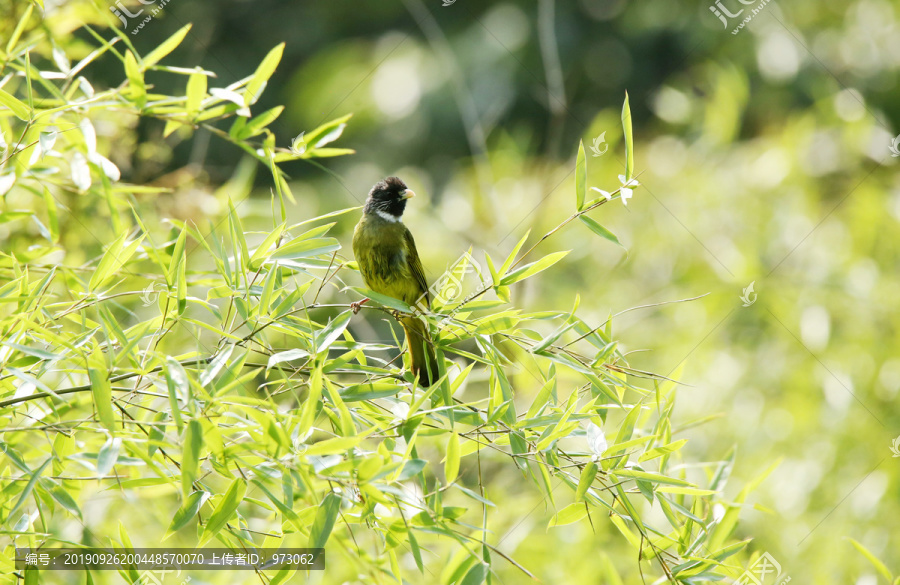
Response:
403,227,430,305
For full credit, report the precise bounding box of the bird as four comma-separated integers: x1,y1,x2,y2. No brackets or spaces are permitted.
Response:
352,177,439,385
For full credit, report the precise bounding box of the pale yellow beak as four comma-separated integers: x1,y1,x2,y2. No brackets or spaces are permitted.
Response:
401,189,416,200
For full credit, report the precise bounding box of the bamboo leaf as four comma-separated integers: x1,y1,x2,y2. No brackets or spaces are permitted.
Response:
639,439,687,462
849,539,893,582
580,215,623,248
575,140,586,210
302,114,352,147
199,478,246,546
575,461,598,502
548,503,588,528
269,237,340,261
89,368,115,432
237,106,284,139
245,43,285,105
89,232,143,292
499,230,530,278
248,223,286,270
612,468,692,487
622,91,634,182
6,4,33,55
308,492,340,548
0,89,30,121
313,311,351,355
499,251,569,286
200,344,235,388
267,349,310,370
164,358,188,431
4,457,51,526
48,486,82,519
123,50,146,104
144,24,192,67
460,563,488,585
445,432,460,484
41,188,59,243
181,420,204,497
186,70,207,116
165,491,210,538
96,437,122,475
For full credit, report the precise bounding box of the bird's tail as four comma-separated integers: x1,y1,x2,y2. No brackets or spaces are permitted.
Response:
400,316,439,386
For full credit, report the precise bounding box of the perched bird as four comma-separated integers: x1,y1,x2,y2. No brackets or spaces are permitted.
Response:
352,177,439,385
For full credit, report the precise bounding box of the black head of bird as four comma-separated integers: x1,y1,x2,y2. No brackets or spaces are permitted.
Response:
363,176,416,221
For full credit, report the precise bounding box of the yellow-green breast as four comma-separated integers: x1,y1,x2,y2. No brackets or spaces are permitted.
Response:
352,213,427,307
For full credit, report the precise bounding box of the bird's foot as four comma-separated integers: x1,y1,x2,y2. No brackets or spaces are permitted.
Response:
350,297,369,315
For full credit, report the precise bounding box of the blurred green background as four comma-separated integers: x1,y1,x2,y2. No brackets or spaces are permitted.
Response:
3,0,899,582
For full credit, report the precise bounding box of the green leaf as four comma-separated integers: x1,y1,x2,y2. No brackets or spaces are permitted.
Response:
123,50,146,104
144,24,192,67
237,106,284,139
167,226,188,312
340,380,404,402
408,529,424,574
849,538,893,582
165,358,188,431
48,485,82,519
445,432,461,484
42,188,59,243
575,461,597,502
548,502,588,528
531,320,578,354
6,3,33,55
499,251,569,286
709,539,751,562
580,215,623,248
575,140,586,210
308,492,341,548
248,223,285,270
349,287,411,313
639,439,687,462
89,369,115,432
298,367,323,437
311,122,346,148
267,349,310,370
24,567,38,585
302,114,352,148
166,491,210,538
200,344,235,388
269,237,340,261
186,70,207,116
612,468,692,487
97,437,122,475
314,310,352,355
655,486,716,496
525,378,556,419
199,478,246,546
499,230,530,278
1,342,60,361
0,89,30,121
606,402,640,468
89,232,144,292
460,563,488,585
302,147,355,158
0,211,31,224
181,420,203,497
302,434,368,456
4,457,51,526
622,91,634,182
245,43,285,105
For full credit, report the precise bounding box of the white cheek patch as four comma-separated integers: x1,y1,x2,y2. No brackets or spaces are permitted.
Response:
376,209,401,223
